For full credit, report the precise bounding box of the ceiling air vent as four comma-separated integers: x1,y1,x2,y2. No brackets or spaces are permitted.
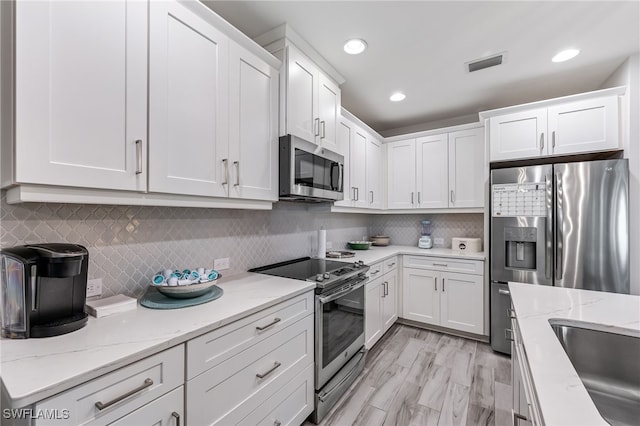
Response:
466,52,506,73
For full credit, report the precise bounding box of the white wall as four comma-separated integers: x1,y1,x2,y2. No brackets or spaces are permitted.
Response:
601,53,640,295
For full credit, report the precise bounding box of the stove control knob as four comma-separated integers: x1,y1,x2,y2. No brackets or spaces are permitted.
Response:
316,274,324,282
357,260,365,266
323,273,331,279
353,262,360,268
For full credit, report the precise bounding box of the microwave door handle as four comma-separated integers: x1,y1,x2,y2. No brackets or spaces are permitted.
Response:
545,174,553,280
338,163,344,192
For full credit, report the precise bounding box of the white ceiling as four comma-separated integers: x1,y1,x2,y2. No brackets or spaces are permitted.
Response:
204,1,640,135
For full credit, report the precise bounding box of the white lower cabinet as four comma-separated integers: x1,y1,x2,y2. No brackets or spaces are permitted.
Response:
401,256,484,335
110,386,183,426
365,259,398,349
511,311,540,425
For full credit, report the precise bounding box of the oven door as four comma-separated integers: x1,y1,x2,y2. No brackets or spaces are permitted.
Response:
315,275,366,389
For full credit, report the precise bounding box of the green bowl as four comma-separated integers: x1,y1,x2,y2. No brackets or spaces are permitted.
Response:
348,241,372,250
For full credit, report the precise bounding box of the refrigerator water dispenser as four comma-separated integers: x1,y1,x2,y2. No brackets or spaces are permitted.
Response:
504,227,537,270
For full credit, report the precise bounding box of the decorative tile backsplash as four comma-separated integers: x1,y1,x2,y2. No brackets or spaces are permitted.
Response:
1,190,484,297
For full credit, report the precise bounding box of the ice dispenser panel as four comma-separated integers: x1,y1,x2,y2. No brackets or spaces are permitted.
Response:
505,227,537,270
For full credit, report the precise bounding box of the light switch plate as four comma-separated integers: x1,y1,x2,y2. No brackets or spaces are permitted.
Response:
86,278,103,298
214,257,230,270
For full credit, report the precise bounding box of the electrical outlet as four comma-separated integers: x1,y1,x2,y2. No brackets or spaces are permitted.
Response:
326,241,333,249
86,278,103,298
214,257,230,270
433,238,445,246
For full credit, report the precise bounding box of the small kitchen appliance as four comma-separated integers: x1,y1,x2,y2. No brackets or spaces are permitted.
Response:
250,257,368,423
452,237,482,253
418,220,433,249
1,243,89,338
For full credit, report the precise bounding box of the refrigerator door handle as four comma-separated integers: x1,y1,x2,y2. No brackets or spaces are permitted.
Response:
545,174,553,280
555,172,564,280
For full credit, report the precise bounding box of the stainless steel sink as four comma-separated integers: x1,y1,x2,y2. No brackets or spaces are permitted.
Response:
550,321,640,426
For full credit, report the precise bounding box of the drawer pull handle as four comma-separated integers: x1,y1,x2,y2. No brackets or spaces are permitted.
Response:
505,328,514,342
172,412,181,426
256,317,281,331
513,411,529,425
387,262,396,267
95,378,153,410
370,270,380,275
274,421,282,426
256,361,282,379
433,263,448,267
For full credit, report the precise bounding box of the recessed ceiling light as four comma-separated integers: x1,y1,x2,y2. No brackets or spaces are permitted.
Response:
390,92,406,102
552,49,580,63
344,38,367,55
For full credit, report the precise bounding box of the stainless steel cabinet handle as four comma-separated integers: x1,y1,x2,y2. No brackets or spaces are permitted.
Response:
434,278,437,291
256,361,282,379
442,277,445,292
555,173,564,280
507,308,516,319
411,192,414,205
552,130,556,149
370,270,380,275
321,120,326,139
418,192,421,204
505,328,514,342
370,190,374,204
352,187,356,200
387,262,396,267
274,421,282,426
498,289,510,295
95,378,153,410
172,412,180,426
433,263,448,267
221,159,228,186
383,281,388,296
234,161,240,187
355,187,359,201
256,317,281,331
540,133,545,150
135,139,143,175
314,118,320,137
450,190,455,204
513,411,529,425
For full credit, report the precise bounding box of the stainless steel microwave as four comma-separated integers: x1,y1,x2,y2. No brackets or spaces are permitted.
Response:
279,135,344,202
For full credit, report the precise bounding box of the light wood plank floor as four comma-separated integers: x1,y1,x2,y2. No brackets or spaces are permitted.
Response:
308,324,512,426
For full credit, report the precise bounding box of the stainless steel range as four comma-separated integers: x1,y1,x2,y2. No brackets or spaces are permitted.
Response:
250,257,368,423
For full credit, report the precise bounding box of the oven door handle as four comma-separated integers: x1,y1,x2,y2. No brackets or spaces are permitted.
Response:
317,277,368,304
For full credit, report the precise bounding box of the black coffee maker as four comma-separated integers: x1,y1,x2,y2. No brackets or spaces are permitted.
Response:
0,243,89,338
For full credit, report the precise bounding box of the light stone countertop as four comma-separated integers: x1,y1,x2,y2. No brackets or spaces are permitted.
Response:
0,273,315,408
1,246,484,409
329,245,485,265
508,282,640,426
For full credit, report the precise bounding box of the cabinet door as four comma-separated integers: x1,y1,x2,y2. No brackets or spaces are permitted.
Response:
15,1,147,191
416,134,449,208
286,46,319,143
228,42,278,201
318,73,340,151
366,137,383,209
110,387,183,426
365,278,383,349
387,139,417,209
381,273,398,332
401,268,440,326
547,96,619,156
351,129,368,208
334,120,353,207
448,128,485,208
489,108,547,161
440,272,483,334
149,1,229,197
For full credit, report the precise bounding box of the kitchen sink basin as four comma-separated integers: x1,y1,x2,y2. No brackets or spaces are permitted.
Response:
550,321,640,426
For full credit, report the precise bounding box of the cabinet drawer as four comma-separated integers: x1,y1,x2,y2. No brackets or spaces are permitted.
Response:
35,346,184,426
187,291,313,379
109,386,183,426
186,315,314,426
367,262,383,279
403,255,483,275
239,363,314,426
383,256,398,274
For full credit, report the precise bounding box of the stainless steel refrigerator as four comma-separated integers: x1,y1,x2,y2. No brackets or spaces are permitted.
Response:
490,159,629,354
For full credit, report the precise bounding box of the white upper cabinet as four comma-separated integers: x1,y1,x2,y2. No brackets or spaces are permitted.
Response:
488,90,621,162
416,134,449,209
547,96,619,156
283,45,341,149
228,43,279,201
351,128,369,208
14,0,147,191
366,137,383,209
286,46,318,144
448,127,485,208
149,0,229,197
489,109,547,161
387,139,416,209
387,127,484,210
